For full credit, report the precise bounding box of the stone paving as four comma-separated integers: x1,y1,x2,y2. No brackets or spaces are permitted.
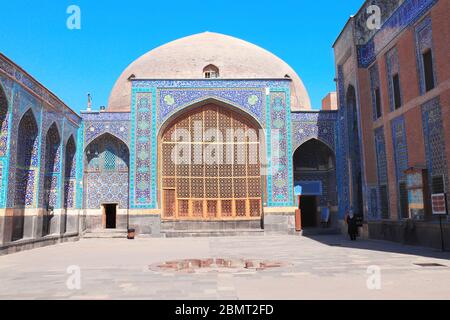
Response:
0,235,449,300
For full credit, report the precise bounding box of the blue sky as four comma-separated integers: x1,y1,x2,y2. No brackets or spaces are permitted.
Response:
0,0,362,112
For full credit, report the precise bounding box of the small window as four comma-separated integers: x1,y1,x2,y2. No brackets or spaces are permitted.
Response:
392,74,402,109
423,49,435,92
374,87,382,119
203,65,219,79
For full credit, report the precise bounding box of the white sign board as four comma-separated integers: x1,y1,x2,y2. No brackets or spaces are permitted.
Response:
432,194,448,215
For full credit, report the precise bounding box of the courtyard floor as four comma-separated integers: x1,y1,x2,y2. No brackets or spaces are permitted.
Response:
0,234,449,300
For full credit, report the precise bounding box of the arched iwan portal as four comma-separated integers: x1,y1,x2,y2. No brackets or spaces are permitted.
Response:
159,104,263,220
84,133,129,230
293,139,337,228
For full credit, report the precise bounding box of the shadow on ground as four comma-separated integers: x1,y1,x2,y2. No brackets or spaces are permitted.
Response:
304,233,450,261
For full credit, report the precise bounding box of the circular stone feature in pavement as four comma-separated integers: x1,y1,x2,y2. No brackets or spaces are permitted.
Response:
150,258,289,274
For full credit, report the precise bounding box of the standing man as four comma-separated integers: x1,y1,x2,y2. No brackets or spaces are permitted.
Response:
346,209,358,241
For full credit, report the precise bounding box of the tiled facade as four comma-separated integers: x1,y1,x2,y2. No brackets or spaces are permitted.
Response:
334,0,450,247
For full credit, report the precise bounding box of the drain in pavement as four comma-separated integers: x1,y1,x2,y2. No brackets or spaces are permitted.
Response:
149,258,289,274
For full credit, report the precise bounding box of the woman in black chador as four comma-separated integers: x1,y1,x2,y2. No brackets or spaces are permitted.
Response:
346,210,358,241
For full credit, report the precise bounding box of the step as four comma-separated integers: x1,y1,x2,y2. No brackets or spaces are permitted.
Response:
163,229,265,238
83,229,128,239
161,220,263,232
301,228,341,236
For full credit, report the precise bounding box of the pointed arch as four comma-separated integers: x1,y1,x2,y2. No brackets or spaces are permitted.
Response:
0,83,9,157
62,135,77,233
12,108,39,241
42,122,61,236
293,138,337,228
158,102,265,220
159,97,265,137
203,64,220,78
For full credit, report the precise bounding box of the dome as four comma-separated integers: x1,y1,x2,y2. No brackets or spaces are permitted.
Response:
108,32,311,112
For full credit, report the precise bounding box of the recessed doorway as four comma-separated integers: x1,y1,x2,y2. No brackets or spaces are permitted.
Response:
103,204,117,229
301,196,317,228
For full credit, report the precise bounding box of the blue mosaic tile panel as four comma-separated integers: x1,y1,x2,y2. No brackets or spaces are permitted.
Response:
291,112,337,153
391,116,409,182
368,187,379,219
336,66,350,218
133,79,291,90
131,91,154,207
267,90,293,206
375,127,388,185
158,89,265,128
86,172,129,209
14,169,37,207
83,112,131,147
422,97,449,198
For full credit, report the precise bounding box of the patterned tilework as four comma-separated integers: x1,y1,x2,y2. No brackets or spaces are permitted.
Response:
422,98,449,199
0,88,9,157
86,173,129,209
84,134,130,209
131,80,292,209
375,127,389,185
158,88,265,128
415,16,436,95
75,122,84,209
369,63,382,120
133,80,290,90
43,125,61,208
368,187,379,219
131,91,154,208
357,0,438,68
386,47,402,111
14,169,37,207
291,112,337,153
336,66,350,219
374,126,390,219
267,90,293,206
391,116,409,183
1,71,81,209
391,116,409,217
63,137,77,209
83,112,130,147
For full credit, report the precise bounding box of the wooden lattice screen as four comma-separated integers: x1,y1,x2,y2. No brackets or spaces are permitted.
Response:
161,104,262,220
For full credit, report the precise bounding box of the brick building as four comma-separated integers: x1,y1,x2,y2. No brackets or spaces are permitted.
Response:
333,0,450,247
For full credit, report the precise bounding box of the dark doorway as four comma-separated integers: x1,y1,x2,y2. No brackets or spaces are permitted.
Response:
104,204,117,229
301,196,317,228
